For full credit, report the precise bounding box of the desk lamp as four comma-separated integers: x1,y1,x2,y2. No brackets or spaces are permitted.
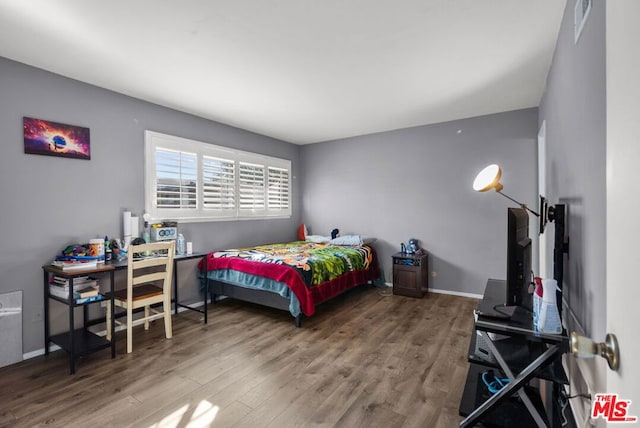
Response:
473,164,540,216
473,164,562,234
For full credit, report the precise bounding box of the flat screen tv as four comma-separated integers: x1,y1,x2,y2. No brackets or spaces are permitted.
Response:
506,207,532,309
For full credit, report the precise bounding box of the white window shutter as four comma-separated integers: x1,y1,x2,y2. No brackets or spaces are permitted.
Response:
268,166,290,211
145,131,291,222
202,155,236,213
239,162,265,214
155,148,197,209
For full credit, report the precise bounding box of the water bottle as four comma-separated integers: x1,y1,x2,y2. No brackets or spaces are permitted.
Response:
142,222,152,256
177,233,185,256
104,235,112,261
142,222,150,244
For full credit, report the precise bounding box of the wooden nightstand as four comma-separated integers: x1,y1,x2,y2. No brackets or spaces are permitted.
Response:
392,252,428,297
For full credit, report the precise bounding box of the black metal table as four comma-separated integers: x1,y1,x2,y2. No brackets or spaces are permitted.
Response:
43,264,116,375
460,279,569,427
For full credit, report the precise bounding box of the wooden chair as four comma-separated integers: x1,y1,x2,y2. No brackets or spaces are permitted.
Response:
106,241,175,353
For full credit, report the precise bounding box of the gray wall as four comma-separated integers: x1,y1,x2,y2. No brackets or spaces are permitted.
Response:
539,0,606,340
300,109,538,296
0,57,301,354
538,0,607,408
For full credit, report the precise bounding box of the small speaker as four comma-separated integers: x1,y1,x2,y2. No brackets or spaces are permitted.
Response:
150,227,177,241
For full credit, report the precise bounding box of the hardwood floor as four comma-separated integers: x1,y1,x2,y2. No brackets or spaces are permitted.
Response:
0,287,478,428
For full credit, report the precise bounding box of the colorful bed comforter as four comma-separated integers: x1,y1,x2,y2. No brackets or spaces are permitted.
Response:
201,241,379,316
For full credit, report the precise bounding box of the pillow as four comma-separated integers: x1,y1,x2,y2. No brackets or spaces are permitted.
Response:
297,223,307,241
328,234,364,246
306,234,330,243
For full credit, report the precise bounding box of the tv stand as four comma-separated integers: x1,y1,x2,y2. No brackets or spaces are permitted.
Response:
459,279,570,427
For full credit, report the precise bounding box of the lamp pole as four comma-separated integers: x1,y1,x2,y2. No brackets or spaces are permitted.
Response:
496,190,540,217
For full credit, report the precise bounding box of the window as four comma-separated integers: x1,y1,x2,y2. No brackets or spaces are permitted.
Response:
145,131,291,222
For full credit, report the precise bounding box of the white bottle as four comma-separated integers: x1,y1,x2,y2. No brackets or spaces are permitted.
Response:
538,279,562,334
177,233,185,256
532,277,543,332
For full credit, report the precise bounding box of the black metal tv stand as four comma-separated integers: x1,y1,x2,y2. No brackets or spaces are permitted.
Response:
459,279,570,427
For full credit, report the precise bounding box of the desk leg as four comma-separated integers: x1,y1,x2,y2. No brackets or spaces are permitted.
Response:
172,256,209,324
43,270,50,356
83,302,88,329
199,261,207,324
110,270,116,359
68,277,75,375
174,259,179,316
460,343,560,428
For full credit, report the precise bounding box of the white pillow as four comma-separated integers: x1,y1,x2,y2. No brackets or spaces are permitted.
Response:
306,235,330,243
329,235,363,246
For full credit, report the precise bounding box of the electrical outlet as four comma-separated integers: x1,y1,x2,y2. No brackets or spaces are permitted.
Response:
431,271,437,277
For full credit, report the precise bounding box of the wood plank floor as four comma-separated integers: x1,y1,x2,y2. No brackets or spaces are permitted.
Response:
0,287,478,428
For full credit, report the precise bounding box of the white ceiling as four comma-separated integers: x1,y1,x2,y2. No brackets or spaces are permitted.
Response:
0,1,565,144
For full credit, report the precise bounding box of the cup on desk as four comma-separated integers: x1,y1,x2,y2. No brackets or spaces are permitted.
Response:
186,242,193,255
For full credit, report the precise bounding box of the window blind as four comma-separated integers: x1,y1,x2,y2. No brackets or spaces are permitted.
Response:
155,148,197,209
268,166,290,210
239,162,265,212
202,155,235,212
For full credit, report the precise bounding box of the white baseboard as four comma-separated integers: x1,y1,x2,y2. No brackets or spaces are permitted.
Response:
22,301,205,361
382,282,482,300
428,288,483,300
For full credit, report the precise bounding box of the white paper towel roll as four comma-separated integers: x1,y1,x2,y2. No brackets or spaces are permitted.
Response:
131,215,139,238
123,211,131,237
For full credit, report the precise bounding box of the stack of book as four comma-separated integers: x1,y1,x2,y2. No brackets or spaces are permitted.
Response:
49,276,102,303
51,259,98,271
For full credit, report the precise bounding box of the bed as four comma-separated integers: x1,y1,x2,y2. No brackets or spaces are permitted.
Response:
199,240,380,327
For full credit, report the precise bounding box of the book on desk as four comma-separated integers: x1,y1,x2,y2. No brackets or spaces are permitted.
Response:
51,259,98,271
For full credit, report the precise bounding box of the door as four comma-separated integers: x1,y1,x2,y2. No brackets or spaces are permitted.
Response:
606,0,640,422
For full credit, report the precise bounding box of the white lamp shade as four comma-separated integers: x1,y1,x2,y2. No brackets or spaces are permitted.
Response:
473,164,503,192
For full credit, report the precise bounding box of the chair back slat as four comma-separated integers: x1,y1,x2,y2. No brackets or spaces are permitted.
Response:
127,241,175,296
133,256,172,270
132,271,169,286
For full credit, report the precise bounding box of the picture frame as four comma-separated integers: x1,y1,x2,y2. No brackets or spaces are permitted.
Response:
23,117,91,160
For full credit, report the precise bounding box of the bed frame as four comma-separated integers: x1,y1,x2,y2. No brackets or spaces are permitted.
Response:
207,279,304,327
207,278,378,328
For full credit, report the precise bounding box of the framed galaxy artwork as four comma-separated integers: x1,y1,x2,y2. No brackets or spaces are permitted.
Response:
23,117,91,160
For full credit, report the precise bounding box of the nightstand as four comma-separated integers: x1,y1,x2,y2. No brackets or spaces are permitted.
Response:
392,252,428,297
